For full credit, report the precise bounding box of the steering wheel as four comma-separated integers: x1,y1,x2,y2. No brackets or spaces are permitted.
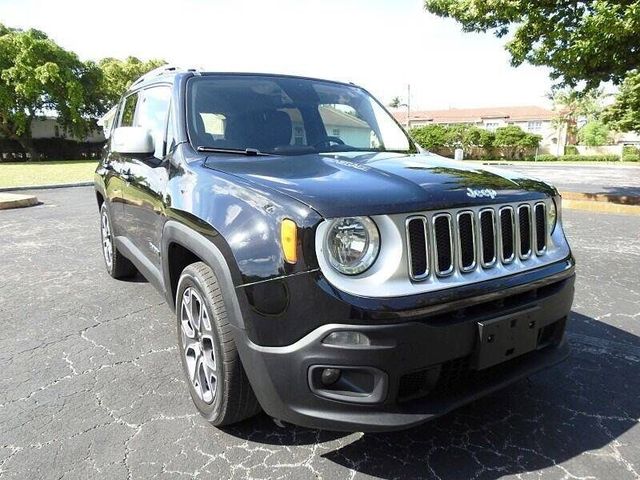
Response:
314,136,345,149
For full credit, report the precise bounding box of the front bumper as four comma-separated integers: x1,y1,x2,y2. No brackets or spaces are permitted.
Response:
234,268,574,432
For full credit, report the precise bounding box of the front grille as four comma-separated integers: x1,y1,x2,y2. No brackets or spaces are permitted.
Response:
406,201,550,281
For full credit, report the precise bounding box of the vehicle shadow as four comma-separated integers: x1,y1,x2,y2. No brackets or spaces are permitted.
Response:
224,312,639,478
121,271,149,283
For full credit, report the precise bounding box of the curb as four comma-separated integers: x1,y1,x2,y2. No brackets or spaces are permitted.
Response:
0,182,92,193
561,198,640,215
559,190,640,215
560,191,640,206
0,193,39,210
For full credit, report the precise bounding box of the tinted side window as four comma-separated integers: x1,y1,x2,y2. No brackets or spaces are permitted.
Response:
135,86,171,158
119,94,138,127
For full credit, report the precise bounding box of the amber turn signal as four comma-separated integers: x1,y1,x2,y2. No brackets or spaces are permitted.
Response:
281,218,298,264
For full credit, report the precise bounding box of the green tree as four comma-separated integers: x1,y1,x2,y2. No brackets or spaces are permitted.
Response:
494,125,541,159
578,120,611,146
494,125,540,147
410,124,496,150
424,0,640,90
0,24,100,159
603,70,640,133
549,87,605,143
409,124,448,149
97,56,166,109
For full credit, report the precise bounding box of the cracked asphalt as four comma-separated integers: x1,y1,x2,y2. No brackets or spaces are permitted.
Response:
1,186,639,480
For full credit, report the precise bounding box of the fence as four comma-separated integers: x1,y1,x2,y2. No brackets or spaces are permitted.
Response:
574,145,623,157
0,138,106,161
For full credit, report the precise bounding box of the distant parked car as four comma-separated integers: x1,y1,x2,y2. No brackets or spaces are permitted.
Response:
94,67,575,432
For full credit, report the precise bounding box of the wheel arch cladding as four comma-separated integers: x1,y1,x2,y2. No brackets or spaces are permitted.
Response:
162,220,246,330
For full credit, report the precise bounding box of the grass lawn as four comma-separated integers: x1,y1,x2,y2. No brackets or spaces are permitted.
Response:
0,160,98,188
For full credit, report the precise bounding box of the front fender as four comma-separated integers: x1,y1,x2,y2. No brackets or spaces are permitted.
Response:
166,161,323,287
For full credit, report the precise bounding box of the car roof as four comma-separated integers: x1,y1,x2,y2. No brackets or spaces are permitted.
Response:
126,67,363,94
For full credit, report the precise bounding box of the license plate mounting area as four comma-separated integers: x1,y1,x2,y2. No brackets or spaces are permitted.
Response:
473,309,540,370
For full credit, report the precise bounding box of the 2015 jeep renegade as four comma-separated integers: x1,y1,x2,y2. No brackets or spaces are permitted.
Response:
95,67,575,432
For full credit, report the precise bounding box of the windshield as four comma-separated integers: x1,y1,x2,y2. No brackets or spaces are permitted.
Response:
186,75,415,155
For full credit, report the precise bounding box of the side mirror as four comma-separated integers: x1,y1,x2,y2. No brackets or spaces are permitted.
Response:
111,127,155,156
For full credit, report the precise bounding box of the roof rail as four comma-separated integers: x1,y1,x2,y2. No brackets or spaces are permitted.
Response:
130,65,197,87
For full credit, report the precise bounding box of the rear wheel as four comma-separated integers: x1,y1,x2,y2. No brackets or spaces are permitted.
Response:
176,261,260,426
100,203,136,279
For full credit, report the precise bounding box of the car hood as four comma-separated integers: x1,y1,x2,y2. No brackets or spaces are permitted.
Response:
203,151,556,218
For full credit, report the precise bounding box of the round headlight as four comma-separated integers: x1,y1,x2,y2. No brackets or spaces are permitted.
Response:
548,198,558,234
325,217,380,275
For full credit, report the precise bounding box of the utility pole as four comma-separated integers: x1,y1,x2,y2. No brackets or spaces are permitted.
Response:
406,84,411,130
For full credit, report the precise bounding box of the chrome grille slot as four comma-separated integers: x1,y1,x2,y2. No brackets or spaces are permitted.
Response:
518,204,532,259
406,216,429,279
534,203,546,254
479,209,496,267
433,214,454,276
499,207,515,263
457,211,476,272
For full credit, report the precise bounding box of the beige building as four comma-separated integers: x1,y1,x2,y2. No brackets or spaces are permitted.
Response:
29,116,105,143
393,106,567,155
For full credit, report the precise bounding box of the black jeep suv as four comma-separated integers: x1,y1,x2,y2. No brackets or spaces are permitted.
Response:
95,68,575,432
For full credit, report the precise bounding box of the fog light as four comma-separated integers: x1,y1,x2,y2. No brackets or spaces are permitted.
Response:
321,368,341,386
323,331,371,346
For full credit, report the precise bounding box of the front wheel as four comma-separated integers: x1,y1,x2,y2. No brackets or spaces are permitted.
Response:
176,261,260,426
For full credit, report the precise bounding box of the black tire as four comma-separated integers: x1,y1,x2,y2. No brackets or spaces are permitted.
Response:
100,203,137,279
176,261,261,426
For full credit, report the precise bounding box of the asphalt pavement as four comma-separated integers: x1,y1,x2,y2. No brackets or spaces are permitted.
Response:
0,186,639,480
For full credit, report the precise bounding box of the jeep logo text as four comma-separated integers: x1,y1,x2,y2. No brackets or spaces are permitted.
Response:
466,188,497,199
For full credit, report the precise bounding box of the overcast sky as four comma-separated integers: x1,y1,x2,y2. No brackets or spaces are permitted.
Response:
0,0,555,110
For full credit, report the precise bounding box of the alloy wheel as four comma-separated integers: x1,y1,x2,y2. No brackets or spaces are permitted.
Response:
180,286,218,404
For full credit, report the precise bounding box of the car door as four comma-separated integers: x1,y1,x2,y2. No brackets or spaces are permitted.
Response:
104,92,139,234
121,85,172,271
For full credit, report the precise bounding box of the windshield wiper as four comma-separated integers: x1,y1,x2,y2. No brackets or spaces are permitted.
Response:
196,146,270,156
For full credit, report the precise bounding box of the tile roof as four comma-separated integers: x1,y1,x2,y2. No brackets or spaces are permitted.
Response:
392,105,556,124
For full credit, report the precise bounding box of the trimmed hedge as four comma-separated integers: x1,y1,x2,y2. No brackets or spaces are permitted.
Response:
535,154,621,162
0,138,105,161
622,145,640,162
564,145,579,155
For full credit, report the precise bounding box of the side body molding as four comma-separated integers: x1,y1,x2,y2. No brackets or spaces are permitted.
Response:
161,220,246,330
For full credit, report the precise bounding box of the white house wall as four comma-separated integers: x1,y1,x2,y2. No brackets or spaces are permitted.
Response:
28,118,105,143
